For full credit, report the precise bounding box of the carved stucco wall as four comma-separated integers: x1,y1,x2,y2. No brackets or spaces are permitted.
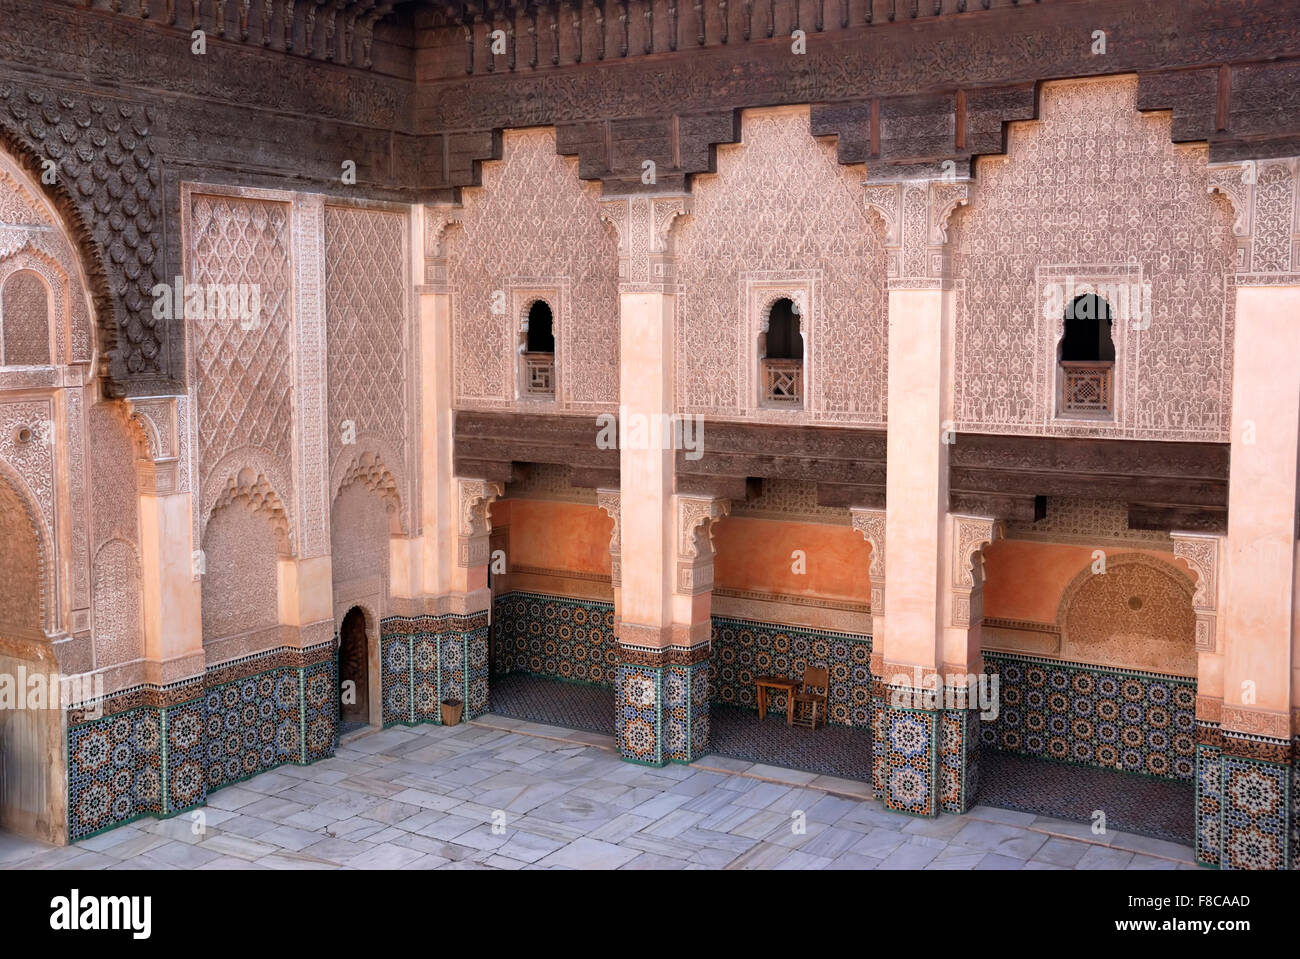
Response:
952,76,1236,441
1,270,49,365
0,154,93,367
199,498,280,643
329,482,392,609
1059,554,1197,676
88,404,142,668
188,193,296,538
447,128,619,411
0,473,41,630
324,204,412,529
675,106,887,425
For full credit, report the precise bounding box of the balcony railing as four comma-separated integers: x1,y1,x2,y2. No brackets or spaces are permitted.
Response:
524,352,555,396
1059,361,1113,416
762,357,803,406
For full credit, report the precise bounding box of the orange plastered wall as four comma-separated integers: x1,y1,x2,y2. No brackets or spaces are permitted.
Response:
491,498,613,575
982,539,1194,623
712,517,871,601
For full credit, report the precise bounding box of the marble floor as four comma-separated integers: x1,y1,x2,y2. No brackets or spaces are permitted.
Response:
0,716,1201,870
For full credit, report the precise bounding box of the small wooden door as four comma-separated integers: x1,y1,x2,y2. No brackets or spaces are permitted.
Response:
339,606,369,725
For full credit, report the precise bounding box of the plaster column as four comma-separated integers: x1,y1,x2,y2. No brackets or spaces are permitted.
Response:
866,178,973,816
284,193,335,655
127,397,204,686
1214,280,1300,869
599,193,697,766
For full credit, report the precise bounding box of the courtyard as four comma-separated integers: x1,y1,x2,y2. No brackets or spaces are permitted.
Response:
0,716,1199,871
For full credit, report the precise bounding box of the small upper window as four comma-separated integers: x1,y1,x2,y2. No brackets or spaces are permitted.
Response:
765,297,804,360
1060,294,1115,363
761,296,804,407
1058,294,1115,417
526,300,554,354
522,299,555,398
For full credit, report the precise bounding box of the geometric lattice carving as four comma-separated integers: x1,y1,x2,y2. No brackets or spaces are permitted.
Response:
324,205,409,491
188,194,295,513
952,77,1236,442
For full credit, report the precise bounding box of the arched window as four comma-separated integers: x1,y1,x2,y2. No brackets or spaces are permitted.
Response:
761,296,804,407
1060,294,1115,363
522,299,555,397
765,297,804,360
1058,294,1115,416
526,300,555,353
1,270,51,366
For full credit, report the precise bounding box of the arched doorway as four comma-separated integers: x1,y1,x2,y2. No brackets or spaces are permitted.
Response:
339,606,369,733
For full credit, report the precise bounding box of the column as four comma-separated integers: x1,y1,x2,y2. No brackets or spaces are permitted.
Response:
598,193,700,766
866,178,973,816
1214,279,1300,869
128,397,204,686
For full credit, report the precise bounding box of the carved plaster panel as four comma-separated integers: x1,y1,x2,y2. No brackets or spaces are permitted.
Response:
951,77,1237,442
449,129,619,413
675,107,886,426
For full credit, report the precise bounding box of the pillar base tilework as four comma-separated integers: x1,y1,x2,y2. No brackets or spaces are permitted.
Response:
65,643,337,842
1195,736,1223,868
616,642,712,766
872,696,940,817
380,611,491,727
1196,726,1294,870
940,707,982,814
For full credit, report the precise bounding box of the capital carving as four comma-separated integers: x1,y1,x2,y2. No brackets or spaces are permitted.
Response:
850,506,886,638
597,488,621,587
864,177,972,289
424,203,464,288
125,395,179,462
1207,158,1300,280
1172,530,1221,652
850,506,886,579
952,513,1003,590
598,193,692,292
675,494,730,595
456,477,504,539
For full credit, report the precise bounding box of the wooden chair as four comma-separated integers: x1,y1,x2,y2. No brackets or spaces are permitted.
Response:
791,665,829,730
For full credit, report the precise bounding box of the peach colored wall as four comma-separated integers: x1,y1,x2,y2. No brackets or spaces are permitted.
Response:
982,539,1197,676
712,517,870,602
493,498,612,576
983,541,1190,623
